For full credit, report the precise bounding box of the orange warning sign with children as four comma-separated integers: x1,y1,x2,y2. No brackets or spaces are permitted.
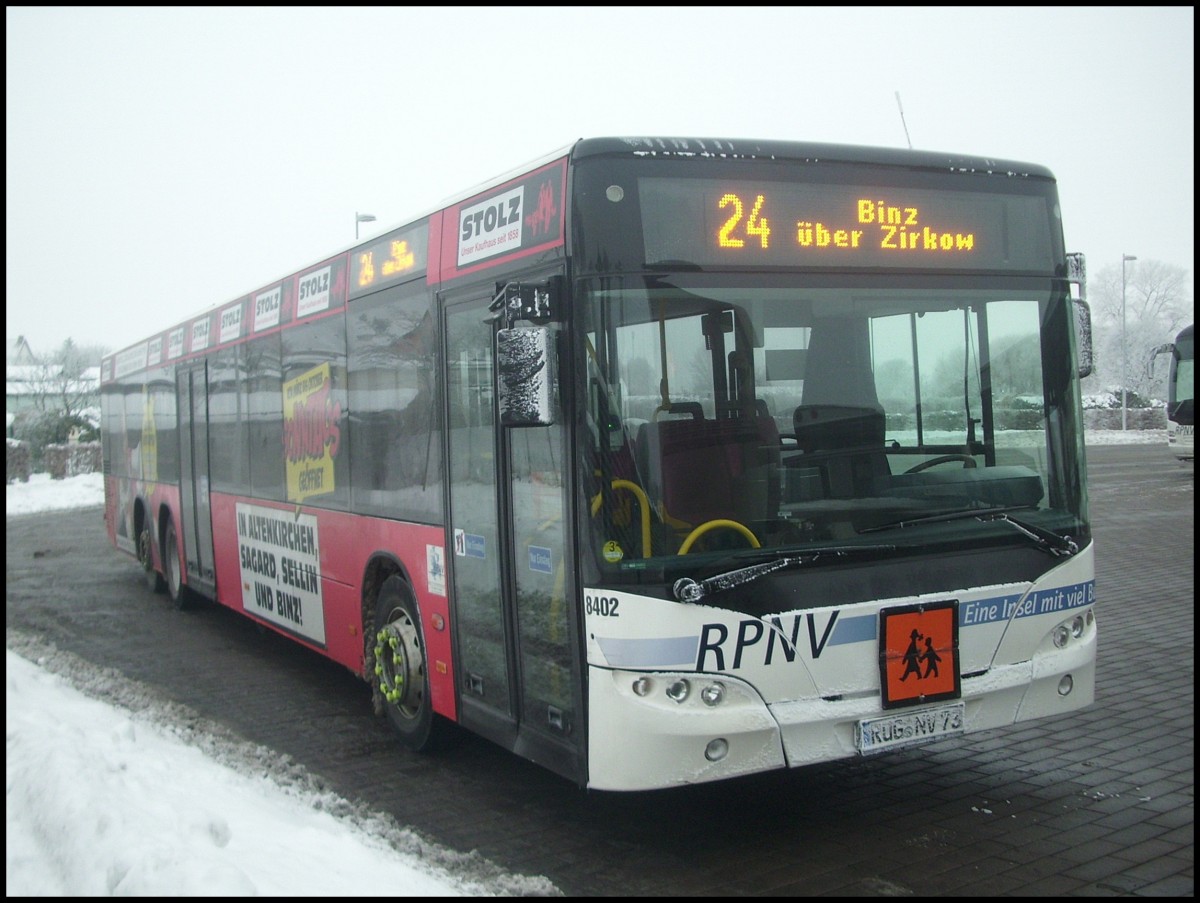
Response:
879,601,961,708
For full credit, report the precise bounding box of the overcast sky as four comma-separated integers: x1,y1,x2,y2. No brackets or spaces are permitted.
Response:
6,6,1194,358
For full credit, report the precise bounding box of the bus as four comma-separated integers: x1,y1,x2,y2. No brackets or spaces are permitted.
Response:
1148,324,1195,462
102,137,1098,791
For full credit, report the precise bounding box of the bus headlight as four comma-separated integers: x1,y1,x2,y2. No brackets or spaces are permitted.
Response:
700,682,726,707
631,676,652,697
1071,615,1086,638
665,678,691,703
1053,625,1070,648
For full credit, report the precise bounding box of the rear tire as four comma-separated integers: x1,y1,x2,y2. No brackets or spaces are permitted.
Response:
372,576,455,751
138,522,166,594
163,517,192,610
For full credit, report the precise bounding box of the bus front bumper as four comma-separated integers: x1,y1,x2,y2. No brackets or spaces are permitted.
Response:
585,635,1096,792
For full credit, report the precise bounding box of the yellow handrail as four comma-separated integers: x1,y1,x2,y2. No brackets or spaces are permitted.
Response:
590,479,652,558
678,519,761,555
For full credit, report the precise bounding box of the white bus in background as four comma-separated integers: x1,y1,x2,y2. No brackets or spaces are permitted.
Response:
1149,324,1195,463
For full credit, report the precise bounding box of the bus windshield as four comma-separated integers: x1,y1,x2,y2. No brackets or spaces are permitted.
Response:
580,275,1087,584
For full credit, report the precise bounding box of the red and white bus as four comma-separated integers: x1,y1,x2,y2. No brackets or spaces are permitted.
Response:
102,137,1098,791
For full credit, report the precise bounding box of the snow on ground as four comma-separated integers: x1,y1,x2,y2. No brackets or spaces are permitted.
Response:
5,650,557,897
5,470,105,514
6,473,559,896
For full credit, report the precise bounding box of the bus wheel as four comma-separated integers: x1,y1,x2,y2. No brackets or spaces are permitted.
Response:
139,522,166,593
163,517,192,610
372,576,454,752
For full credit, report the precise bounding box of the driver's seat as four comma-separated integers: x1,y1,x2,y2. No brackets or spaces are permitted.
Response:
790,404,890,498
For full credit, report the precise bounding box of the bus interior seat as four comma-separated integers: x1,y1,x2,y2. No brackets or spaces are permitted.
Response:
636,411,780,535
789,404,890,499
792,404,885,452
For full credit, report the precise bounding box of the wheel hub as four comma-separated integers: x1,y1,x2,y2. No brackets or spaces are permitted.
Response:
374,612,424,717
139,528,152,569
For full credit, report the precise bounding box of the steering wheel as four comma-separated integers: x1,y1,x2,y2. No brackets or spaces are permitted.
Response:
905,454,977,474
678,519,761,554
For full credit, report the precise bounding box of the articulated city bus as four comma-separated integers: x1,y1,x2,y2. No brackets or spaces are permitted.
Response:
1149,324,1195,462
102,137,1097,791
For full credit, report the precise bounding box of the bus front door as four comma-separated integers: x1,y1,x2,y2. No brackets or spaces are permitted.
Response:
443,283,585,785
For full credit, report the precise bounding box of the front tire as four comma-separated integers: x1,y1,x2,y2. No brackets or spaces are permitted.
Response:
371,576,455,751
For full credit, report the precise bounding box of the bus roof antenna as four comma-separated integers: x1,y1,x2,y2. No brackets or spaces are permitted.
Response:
895,91,913,149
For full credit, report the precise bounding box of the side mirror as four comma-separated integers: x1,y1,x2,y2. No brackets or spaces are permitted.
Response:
1072,298,1093,379
497,326,557,427
1066,252,1092,379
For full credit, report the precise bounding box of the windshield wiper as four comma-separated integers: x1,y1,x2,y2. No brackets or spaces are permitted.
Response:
859,506,1078,558
672,545,895,603
978,512,1079,557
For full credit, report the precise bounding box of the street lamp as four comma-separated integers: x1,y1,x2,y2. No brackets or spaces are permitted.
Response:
1121,254,1137,430
355,212,376,240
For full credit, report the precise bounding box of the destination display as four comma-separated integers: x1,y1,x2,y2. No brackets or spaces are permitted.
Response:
350,222,429,298
639,177,1055,272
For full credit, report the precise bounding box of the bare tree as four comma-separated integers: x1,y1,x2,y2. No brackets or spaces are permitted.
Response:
9,339,107,454
20,339,102,421
1082,259,1193,402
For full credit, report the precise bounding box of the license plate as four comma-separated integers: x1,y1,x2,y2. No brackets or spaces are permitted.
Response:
855,701,965,755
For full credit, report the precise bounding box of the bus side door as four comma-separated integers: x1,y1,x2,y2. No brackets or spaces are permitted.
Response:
442,273,584,785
